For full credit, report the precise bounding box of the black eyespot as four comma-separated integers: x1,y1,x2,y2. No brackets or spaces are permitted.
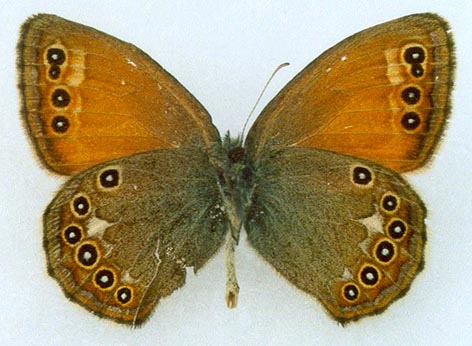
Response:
387,219,407,240
352,166,373,185
99,169,120,188
94,268,115,289
77,243,98,267
48,65,61,79
72,195,90,216
411,64,424,78
116,287,133,305
401,87,421,105
375,240,395,263
401,112,421,131
63,225,83,245
404,46,425,64
343,283,360,302
51,89,71,108
47,48,66,65
51,115,70,133
381,193,399,212
360,265,380,286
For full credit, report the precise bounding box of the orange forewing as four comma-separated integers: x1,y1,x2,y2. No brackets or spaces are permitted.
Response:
18,14,220,175
245,14,454,172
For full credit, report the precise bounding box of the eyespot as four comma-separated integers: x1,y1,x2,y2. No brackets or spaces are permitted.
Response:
48,65,61,80
70,193,91,218
401,112,421,131
401,86,421,105
47,48,66,65
381,192,400,213
75,241,100,268
61,224,83,246
386,218,408,241
374,239,396,265
93,267,117,290
341,283,360,303
358,264,381,287
98,167,122,189
410,64,424,78
403,46,426,64
51,115,70,134
350,165,374,187
51,88,71,108
115,286,134,305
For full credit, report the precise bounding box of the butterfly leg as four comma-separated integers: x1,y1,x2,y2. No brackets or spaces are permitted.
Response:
223,197,242,308
225,231,239,308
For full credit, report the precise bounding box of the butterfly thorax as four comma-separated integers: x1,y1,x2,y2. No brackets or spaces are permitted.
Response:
219,133,254,224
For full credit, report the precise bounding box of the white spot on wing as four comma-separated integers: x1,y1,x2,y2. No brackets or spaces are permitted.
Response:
341,56,347,61
86,216,115,238
66,49,86,86
357,211,384,254
122,270,138,284
342,267,353,280
126,58,137,67
384,48,404,84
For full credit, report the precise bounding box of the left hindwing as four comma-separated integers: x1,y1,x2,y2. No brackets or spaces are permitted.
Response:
245,147,425,322
43,147,227,325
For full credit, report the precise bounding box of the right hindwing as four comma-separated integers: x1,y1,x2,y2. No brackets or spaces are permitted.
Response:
245,147,426,322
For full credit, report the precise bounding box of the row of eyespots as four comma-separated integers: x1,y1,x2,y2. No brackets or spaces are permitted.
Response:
341,263,383,303
340,235,407,302
378,192,409,241
340,190,406,302
46,46,73,135
399,44,427,132
339,193,408,300
73,240,134,305
60,172,131,306
49,88,71,134
351,179,408,242
50,87,71,134
46,47,66,80
341,260,386,303
348,241,396,294
68,169,121,219
61,228,134,306
403,45,426,78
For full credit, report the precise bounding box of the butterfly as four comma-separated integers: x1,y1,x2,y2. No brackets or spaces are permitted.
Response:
17,13,454,326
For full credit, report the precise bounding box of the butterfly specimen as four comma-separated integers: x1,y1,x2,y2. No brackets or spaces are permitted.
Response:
17,13,454,325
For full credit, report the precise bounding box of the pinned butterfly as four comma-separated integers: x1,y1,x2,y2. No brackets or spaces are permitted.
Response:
18,13,454,325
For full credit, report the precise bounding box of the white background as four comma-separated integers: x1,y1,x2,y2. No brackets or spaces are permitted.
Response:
1,1,471,345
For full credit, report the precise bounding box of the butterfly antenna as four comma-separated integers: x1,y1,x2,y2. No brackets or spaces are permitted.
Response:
241,62,290,142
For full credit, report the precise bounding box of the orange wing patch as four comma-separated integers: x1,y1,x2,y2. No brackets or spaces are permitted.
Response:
19,15,219,175
245,14,453,172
